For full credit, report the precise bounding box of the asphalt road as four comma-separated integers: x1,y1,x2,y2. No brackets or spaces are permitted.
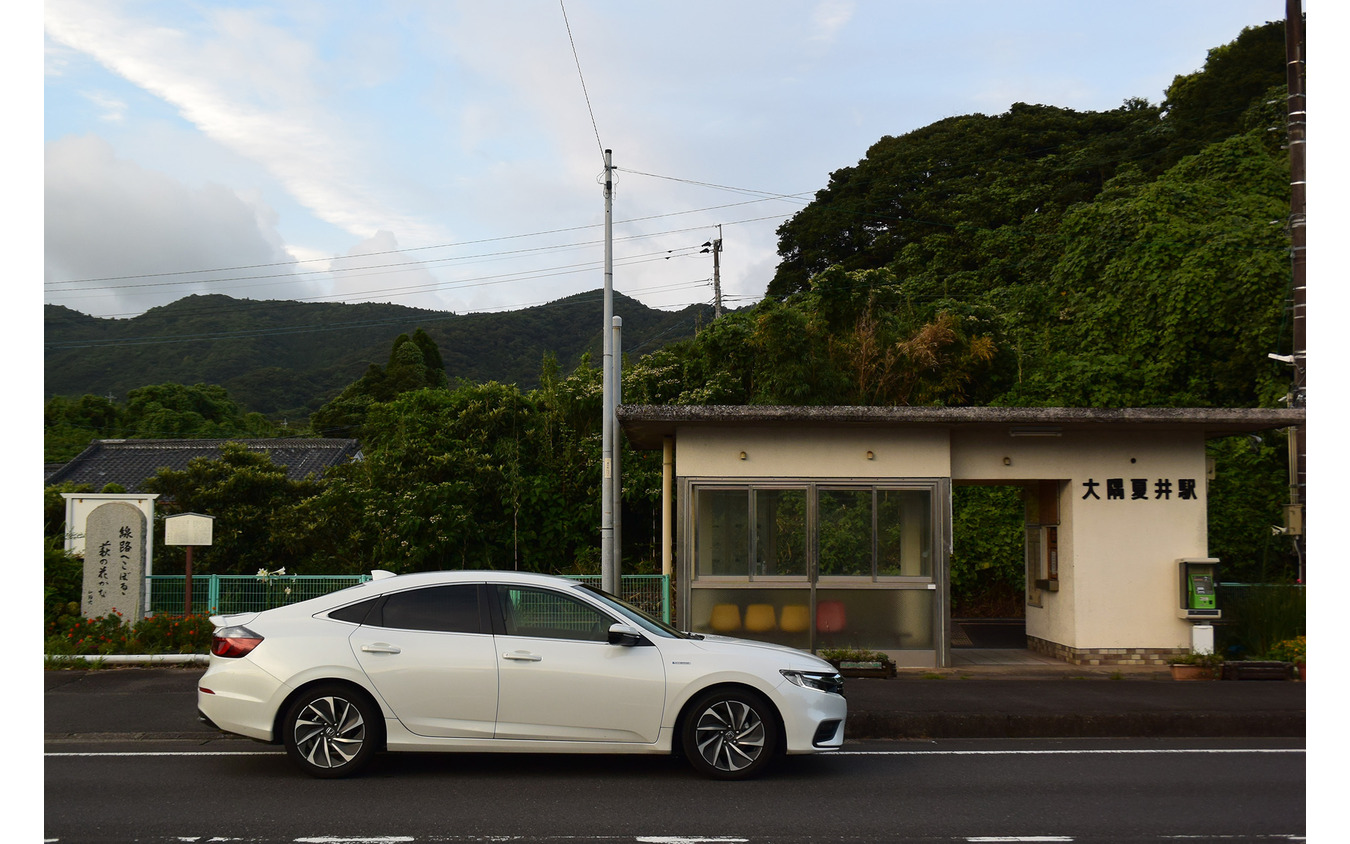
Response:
44,736,1305,842
41,666,1310,841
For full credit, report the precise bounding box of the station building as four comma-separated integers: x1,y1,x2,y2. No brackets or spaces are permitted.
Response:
618,405,1302,667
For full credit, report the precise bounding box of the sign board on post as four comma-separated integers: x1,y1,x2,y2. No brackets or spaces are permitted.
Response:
164,513,214,615
165,513,214,546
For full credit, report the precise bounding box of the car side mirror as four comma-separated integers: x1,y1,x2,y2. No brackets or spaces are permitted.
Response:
607,623,644,647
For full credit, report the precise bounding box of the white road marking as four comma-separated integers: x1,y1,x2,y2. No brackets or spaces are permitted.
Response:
45,747,1303,759
45,750,282,757
834,748,1303,756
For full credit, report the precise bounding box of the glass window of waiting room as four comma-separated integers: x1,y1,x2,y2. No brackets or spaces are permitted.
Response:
618,406,1301,668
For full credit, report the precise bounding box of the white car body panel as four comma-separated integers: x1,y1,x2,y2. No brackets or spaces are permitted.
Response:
351,627,498,738
495,635,667,743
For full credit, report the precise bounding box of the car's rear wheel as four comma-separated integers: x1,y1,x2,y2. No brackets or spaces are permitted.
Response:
282,684,379,778
681,688,779,780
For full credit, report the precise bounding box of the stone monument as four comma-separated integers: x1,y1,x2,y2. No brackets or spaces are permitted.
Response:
82,501,148,620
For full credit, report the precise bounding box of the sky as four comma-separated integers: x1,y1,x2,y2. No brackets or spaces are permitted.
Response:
39,0,1298,320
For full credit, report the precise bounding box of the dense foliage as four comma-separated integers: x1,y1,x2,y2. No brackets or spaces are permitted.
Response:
44,21,1302,624
45,291,714,421
44,382,279,463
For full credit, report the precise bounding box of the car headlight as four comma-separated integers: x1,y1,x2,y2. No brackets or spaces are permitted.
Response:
780,669,844,695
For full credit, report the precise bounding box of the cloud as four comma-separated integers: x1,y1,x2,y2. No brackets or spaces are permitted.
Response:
810,0,856,46
43,0,450,246
44,135,300,317
81,90,128,123
327,231,449,312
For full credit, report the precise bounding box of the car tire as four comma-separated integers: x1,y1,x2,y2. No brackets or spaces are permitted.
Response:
282,683,380,778
680,688,779,780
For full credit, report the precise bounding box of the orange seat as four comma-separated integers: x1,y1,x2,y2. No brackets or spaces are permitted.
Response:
816,600,847,633
744,604,776,633
709,604,741,633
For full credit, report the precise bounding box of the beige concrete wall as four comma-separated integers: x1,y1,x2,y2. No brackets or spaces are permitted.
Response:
952,429,1210,651
674,424,1212,656
676,426,952,479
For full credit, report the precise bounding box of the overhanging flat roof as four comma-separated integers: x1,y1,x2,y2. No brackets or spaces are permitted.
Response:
617,405,1304,450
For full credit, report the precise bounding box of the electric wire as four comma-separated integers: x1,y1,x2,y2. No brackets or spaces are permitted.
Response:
559,0,605,162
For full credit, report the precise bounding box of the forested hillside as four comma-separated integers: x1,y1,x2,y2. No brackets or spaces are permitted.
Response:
45,20,1301,590
44,291,715,418
639,20,1294,411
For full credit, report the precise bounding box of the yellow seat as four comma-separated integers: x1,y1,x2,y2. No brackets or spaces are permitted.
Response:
744,603,777,633
780,604,810,633
709,604,741,633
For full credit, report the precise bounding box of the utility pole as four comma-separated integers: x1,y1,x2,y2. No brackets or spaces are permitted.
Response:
702,225,723,319
1284,0,1306,580
601,149,618,595
611,314,622,581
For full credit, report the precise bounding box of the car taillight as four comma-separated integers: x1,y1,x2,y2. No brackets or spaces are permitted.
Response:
211,625,264,658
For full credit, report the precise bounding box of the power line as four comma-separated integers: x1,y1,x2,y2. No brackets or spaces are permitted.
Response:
44,202,797,296
559,0,604,161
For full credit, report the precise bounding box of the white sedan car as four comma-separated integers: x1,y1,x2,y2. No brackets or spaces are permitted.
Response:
197,570,846,779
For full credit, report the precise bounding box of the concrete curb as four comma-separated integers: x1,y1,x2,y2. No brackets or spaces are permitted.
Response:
44,654,210,665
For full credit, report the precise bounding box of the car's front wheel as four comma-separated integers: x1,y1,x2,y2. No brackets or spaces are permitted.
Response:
282,684,379,778
681,688,779,780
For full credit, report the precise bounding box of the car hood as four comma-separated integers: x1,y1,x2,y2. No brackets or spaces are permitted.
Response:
688,634,838,671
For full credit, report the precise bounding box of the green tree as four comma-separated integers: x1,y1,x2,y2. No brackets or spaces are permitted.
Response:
1011,130,1290,407
299,358,609,576
949,486,1026,616
45,385,277,462
143,442,322,575
1206,435,1298,583
310,328,450,437
768,100,1164,299
1159,21,1289,163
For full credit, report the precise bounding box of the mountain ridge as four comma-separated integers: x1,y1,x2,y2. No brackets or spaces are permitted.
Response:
44,291,716,418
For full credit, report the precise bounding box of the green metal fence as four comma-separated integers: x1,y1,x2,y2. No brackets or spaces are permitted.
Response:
146,573,671,624
562,575,671,624
147,574,372,616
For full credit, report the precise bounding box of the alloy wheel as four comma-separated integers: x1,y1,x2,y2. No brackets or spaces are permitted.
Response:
693,698,767,773
292,695,366,770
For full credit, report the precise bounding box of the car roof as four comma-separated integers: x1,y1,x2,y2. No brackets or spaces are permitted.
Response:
368,570,585,588
326,569,587,604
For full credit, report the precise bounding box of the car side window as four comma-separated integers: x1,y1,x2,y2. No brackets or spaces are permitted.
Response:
328,596,380,624
376,585,483,634
495,586,611,642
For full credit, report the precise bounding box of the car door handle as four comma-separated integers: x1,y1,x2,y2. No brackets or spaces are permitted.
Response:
502,651,542,662
361,643,401,654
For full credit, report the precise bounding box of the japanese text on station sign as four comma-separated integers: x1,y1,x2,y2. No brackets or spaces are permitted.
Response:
1080,478,1198,501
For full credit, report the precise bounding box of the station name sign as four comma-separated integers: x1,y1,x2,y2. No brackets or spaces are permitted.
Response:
1080,478,1199,501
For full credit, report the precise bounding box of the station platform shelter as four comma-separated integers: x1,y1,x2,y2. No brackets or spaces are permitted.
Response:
618,406,1302,668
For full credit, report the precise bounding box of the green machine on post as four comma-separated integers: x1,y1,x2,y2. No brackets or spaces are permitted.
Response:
1177,557,1220,656
1178,558,1220,618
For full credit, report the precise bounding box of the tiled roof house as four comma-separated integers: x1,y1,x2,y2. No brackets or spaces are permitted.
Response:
45,438,363,493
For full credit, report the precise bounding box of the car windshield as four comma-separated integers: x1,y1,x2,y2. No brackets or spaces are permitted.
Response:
577,584,693,639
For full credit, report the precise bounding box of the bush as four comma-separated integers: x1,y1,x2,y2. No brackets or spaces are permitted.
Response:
1168,652,1223,668
1268,635,1305,664
819,647,894,665
45,612,214,656
44,537,83,627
